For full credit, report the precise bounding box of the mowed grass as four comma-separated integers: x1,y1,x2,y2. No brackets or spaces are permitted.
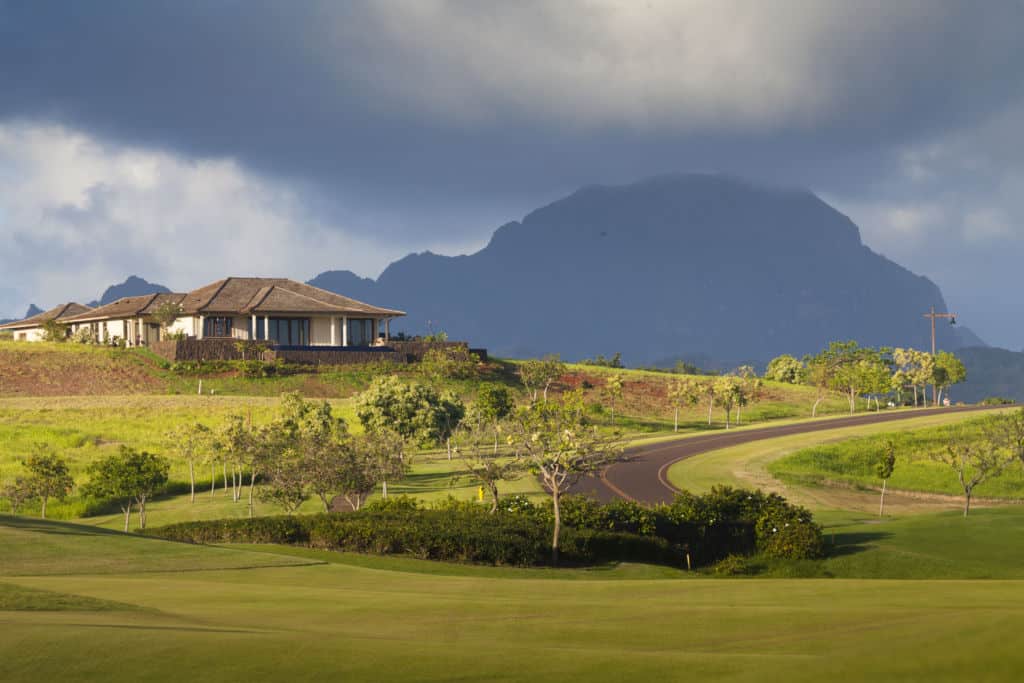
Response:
768,415,1024,498
665,410,1015,512
4,516,1024,682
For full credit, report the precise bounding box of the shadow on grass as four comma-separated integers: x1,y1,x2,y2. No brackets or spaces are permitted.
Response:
0,514,126,537
826,530,892,558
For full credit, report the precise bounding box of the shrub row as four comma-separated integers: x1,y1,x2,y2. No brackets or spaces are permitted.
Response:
143,509,675,567
144,487,823,567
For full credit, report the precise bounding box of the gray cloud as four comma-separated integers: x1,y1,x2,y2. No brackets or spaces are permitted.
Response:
0,1,1022,344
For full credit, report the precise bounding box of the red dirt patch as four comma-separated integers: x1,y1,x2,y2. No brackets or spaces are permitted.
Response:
0,346,166,396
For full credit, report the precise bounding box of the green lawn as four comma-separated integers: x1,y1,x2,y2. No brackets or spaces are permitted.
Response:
768,415,1024,499
665,411,1015,509
4,515,1024,682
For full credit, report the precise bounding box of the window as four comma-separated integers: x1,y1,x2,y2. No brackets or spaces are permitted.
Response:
347,318,375,346
203,317,233,338
265,318,309,346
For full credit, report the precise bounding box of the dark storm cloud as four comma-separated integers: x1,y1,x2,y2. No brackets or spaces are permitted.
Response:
1,1,1023,345
2,1,1023,241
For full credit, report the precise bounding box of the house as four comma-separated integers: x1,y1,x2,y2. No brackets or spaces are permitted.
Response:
59,277,405,347
0,303,94,341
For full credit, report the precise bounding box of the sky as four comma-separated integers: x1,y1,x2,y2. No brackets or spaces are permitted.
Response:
0,1,1022,347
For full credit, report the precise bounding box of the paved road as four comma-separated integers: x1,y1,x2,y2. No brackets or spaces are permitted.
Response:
569,406,1001,505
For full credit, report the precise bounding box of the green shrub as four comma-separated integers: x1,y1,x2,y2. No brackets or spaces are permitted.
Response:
712,554,757,576
981,396,1016,406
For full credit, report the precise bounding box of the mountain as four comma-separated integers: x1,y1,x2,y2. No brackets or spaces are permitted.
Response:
0,304,44,326
955,347,1024,403
310,174,966,367
89,276,171,307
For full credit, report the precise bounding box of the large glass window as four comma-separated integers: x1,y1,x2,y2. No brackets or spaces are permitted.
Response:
263,317,309,346
347,318,375,346
203,317,233,338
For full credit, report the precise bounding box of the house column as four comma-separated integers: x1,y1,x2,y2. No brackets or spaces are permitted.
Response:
251,314,257,341
197,315,205,340
263,316,270,343
372,319,378,345
138,317,145,345
342,316,348,347
330,317,337,346
385,319,390,342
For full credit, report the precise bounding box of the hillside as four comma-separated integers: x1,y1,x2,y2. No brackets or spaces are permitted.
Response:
310,174,967,369
956,346,1024,403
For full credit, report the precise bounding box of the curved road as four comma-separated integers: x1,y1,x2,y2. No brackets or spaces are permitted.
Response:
570,406,1001,505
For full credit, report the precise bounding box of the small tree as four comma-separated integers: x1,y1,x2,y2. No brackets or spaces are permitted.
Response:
336,436,383,511
765,355,803,383
1,477,36,514
601,373,625,422
474,383,514,452
419,345,479,384
932,351,967,406
164,422,210,504
453,417,521,512
733,366,761,424
517,355,565,403
23,447,74,519
875,440,896,517
84,446,170,531
933,431,1014,517
150,300,183,338
41,319,68,342
361,428,408,500
667,376,701,432
714,376,745,429
506,390,625,562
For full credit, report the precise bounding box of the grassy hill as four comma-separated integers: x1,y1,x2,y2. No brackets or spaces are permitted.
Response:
4,513,1024,682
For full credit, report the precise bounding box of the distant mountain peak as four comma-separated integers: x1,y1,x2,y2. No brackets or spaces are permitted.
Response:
90,275,171,307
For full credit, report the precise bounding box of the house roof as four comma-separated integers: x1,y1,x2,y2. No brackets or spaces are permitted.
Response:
0,302,94,330
179,277,404,317
60,277,404,324
61,293,187,324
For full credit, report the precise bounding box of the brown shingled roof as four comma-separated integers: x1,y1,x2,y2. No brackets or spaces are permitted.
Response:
180,277,404,317
0,302,94,330
61,293,187,323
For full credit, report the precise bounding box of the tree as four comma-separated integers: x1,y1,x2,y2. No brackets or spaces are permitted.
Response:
601,373,625,422
23,447,73,519
506,390,625,562
985,408,1024,466
858,356,893,412
84,446,169,531
294,399,354,511
473,383,514,452
933,430,1015,517
453,417,521,512
713,376,744,429
765,354,803,383
932,351,967,406
164,422,210,503
804,354,836,417
666,376,701,432
1,477,36,514
150,300,183,337
40,319,68,342
823,342,884,414
334,436,384,511
361,428,408,500
419,345,479,384
875,440,896,517
732,366,761,424
892,348,933,407
517,355,565,403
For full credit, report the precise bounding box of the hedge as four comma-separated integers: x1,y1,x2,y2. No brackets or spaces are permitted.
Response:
144,486,823,567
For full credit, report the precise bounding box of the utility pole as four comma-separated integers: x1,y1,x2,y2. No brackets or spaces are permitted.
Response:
923,306,956,356
922,306,956,407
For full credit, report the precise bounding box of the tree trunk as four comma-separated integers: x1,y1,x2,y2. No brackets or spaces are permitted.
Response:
248,471,257,518
446,437,452,461
707,399,714,425
963,490,972,517
848,389,855,415
489,482,499,513
382,480,388,500
137,496,146,530
812,395,823,418
878,479,887,517
123,502,131,533
40,495,47,519
543,382,550,403
674,406,679,432
551,486,561,566
211,464,216,498
723,407,730,429
189,461,195,504
223,463,228,493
